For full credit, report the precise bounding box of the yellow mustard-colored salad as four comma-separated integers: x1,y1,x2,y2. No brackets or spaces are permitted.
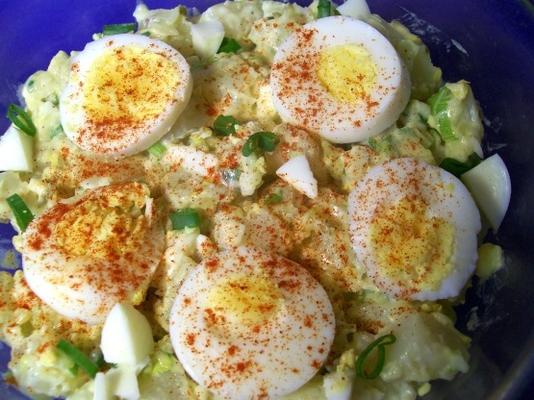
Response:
0,1,511,399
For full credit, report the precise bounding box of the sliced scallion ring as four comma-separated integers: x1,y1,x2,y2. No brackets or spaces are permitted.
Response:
317,0,338,18
102,23,137,36
170,208,201,230
6,194,34,232
439,152,482,177
265,191,283,204
147,142,167,158
213,115,239,136
217,37,241,54
242,131,279,157
6,104,37,137
355,333,396,379
56,339,99,378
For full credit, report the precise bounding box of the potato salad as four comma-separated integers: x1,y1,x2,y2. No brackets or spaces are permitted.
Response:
0,1,511,399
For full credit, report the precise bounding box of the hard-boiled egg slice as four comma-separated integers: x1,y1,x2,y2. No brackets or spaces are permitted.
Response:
270,16,410,144
169,246,335,399
60,34,192,158
21,183,165,324
348,158,481,300
461,154,511,231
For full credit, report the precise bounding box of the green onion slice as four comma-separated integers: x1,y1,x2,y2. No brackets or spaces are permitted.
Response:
213,115,239,136
69,364,79,376
439,152,482,178
428,86,457,141
265,191,283,204
242,131,279,157
147,142,167,158
318,0,337,18
355,333,396,380
50,124,64,138
6,194,34,232
217,37,242,54
171,208,201,230
56,340,99,378
102,23,137,36
6,104,37,137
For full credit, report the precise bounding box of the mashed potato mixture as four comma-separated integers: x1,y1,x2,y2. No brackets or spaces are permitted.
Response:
0,1,510,399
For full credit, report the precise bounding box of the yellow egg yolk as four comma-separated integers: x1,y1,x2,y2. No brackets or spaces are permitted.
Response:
205,274,282,334
317,44,377,104
369,197,455,291
53,184,150,259
82,45,180,132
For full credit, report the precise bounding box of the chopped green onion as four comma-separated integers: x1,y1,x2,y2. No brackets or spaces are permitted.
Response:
147,142,167,158
317,0,338,18
170,208,201,230
141,31,151,37
355,333,396,380
6,104,37,137
217,37,242,54
428,86,451,115
26,80,35,91
439,152,482,178
213,115,239,136
265,191,283,205
102,23,137,36
56,340,99,378
242,132,279,157
6,194,34,232
69,364,79,376
50,124,64,138
428,86,456,141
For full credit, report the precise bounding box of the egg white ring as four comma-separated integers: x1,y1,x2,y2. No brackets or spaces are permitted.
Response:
348,158,481,300
270,16,411,144
60,34,193,157
169,246,335,400
21,183,165,324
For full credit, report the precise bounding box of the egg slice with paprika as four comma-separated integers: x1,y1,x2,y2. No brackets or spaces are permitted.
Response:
169,246,335,399
60,34,192,157
348,158,481,300
270,16,410,144
21,182,165,324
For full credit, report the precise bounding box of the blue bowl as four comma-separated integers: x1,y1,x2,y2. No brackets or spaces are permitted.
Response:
1,1,533,399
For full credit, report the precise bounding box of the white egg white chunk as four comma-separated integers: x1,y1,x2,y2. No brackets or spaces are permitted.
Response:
348,158,481,300
270,16,410,144
21,183,165,324
60,34,192,157
276,155,318,199
169,246,335,400
191,20,225,59
100,303,154,367
337,0,371,19
93,372,112,400
461,153,511,231
0,125,34,172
